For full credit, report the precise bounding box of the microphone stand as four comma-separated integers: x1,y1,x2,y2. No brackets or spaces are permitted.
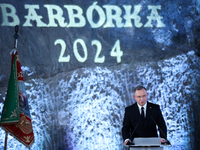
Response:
126,117,142,145
150,116,171,146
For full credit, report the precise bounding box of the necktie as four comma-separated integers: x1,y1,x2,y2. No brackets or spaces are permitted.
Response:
141,107,144,119
141,107,145,127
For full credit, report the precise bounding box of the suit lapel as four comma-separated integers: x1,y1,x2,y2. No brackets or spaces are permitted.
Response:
135,103,141,117
132,103,140,116
131,103,140,120
145,102,153,127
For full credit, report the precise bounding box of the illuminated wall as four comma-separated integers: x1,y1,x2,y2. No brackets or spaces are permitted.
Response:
1,51,199,150
0,0,200,150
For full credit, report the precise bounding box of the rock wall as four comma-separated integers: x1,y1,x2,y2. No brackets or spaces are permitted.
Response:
0,0,200,150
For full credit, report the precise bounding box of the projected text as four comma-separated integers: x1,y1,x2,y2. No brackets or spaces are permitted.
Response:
0,2,165,28
55,39,123,63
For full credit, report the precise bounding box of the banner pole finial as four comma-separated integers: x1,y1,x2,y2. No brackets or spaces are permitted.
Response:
13,25,19,49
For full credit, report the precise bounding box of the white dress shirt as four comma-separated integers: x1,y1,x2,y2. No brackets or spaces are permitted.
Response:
137,102,147,117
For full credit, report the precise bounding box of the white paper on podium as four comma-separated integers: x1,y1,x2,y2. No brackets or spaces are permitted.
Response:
133,137,161,147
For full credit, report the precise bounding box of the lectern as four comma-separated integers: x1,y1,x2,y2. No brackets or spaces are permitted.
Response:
124,137,164,150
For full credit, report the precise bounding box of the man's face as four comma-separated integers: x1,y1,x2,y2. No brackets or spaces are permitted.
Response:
133,88,148,106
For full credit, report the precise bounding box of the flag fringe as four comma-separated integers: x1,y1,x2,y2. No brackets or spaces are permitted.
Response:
0,122,34,148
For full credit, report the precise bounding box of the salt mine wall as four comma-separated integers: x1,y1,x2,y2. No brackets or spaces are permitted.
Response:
0,0,200,150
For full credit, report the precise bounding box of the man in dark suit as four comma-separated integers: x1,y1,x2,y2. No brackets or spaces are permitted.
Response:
122,85,167,145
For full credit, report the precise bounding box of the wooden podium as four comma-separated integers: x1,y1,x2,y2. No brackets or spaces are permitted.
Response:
124,137,164,150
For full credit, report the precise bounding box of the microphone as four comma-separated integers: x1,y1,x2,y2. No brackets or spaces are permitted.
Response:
126,117,141,145
150,116,171,146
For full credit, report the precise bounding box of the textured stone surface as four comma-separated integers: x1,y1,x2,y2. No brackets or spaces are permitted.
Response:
0,0,199,85
0,51,200,150
0,0,200,150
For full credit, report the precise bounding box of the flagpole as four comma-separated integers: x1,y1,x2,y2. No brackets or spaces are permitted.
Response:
4,132,8,150
3,25,19,150
14,25,19,49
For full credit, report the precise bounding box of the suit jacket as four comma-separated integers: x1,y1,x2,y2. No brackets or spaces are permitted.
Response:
122,102,167,141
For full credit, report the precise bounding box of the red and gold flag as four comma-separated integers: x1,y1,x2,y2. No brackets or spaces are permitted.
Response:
0,51,34,147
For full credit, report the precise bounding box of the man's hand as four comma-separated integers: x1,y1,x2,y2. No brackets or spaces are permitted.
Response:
123,139,131,145
161,138,167,144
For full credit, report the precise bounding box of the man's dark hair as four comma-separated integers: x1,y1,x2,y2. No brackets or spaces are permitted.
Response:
133,85,147,93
